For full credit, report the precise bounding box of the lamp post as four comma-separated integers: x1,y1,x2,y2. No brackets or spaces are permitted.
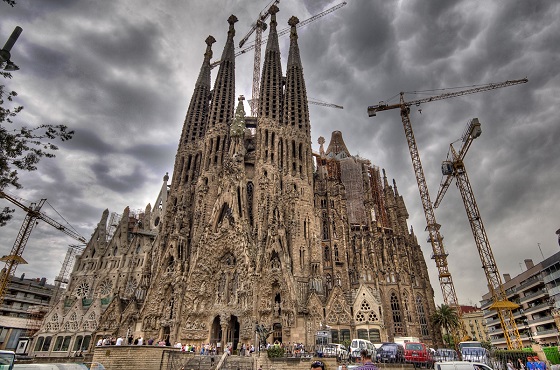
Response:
0,26,22,71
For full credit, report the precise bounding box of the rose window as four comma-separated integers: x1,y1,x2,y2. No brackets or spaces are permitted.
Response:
125,279,138,294
75,282,90,298
99,280,112,295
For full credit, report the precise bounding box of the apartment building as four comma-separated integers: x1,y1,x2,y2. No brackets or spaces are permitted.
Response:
481,252,560,348
0,274,56,352
460,305,490,342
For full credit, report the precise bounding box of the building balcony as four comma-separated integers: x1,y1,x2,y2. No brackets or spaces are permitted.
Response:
523,302,550,315
543,270,560,284
548,286,560,296
481,299,493,310
533,328,560,338
519,290,548,304
516,276,544,293
3,293,51,306
527,315,554,326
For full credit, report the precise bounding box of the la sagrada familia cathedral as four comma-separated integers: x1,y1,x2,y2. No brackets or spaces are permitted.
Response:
31,5,440,358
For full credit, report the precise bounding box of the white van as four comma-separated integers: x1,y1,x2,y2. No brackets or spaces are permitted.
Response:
349,338,376,360
435,361,494,370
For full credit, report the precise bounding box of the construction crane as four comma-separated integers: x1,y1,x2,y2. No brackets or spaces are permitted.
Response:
52,244,84,304
367,78,528,343
433,118,522,349
249,97,343,110
0,190,87,303
237,0,279,116
211,1,347,116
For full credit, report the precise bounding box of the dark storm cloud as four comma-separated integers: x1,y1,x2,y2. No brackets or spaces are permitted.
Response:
2,0,559,305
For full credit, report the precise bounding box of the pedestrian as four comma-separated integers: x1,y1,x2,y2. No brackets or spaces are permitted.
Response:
356,349,378,370
116,337,123,346
518,358,525,370
507,360,515,370
311,360,325,370
128,335,133,345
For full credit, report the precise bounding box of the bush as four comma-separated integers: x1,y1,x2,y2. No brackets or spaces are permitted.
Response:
267,345,285,358
543,347,560,365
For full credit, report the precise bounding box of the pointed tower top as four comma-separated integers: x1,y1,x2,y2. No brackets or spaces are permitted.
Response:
230,95,247,138
325,131,351,159
393,179,399,196
264,6,280,53
287,16,302,68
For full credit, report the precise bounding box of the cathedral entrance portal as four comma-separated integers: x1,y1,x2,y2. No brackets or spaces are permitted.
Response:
162,326,170,344
211,316,222,351
273,323,282,344
210,315,240,353
228,315,240,352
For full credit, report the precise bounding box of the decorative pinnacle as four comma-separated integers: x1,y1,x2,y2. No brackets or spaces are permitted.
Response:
204,36,216,60
238,95,245,101
227,15,238,38
205,35,216,46
228,14,238,26
288,16,299,27
269,4,279,16
288,16,299,40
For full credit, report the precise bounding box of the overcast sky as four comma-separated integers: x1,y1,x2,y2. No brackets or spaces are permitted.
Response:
1,0,559,306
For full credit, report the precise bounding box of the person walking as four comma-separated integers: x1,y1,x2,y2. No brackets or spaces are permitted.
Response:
357,349,378,370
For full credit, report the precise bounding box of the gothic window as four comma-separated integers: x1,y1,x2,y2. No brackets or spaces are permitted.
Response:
75,282,90,298
403,291,413,322
166,255,174,272
390,292,403,334
326,274,332,290
322,211,329,240
334,245,339,261
324,245,330,261
335,274,341,287
247,182,254,226
416,294,429,336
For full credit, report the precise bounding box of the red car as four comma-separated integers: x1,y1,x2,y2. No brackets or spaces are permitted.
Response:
404,342,434,368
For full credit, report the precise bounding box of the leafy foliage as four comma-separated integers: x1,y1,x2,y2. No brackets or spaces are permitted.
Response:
267,345,285,358
431,304,460,346
1,74,74,225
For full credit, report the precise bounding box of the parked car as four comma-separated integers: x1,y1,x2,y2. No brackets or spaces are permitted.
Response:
433,348,459,362
404,342,434,368
349,339,376,361
323,343,349,359
376,342,405,363
435,361,494,370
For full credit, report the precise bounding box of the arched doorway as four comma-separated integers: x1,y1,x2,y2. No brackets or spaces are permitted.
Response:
228,315,240,351
162,326,170,344
273,323,282,343
211,316,222,347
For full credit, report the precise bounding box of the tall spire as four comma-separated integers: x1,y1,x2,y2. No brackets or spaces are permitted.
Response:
180,36,215,144
208,15,237,128
282,16,309,129
258,5,283,120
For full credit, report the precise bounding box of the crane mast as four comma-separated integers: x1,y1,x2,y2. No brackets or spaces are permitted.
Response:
367,77,528,344
0,190,86,303
434,118,522,349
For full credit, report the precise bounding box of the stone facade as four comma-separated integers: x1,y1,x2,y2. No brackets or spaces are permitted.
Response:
30,6,440,358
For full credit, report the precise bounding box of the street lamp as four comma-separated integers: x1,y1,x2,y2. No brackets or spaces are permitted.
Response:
0,26,23,71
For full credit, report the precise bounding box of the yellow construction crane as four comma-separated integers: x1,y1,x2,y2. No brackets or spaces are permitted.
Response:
367,78,528,343
434,118,522,349
211,1,347,116
0,190,87,303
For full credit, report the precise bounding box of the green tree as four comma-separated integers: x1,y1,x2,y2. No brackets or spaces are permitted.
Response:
1,72,74,225
432,304,460,347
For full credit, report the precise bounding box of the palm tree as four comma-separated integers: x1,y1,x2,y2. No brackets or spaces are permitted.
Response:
432,304,460,346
